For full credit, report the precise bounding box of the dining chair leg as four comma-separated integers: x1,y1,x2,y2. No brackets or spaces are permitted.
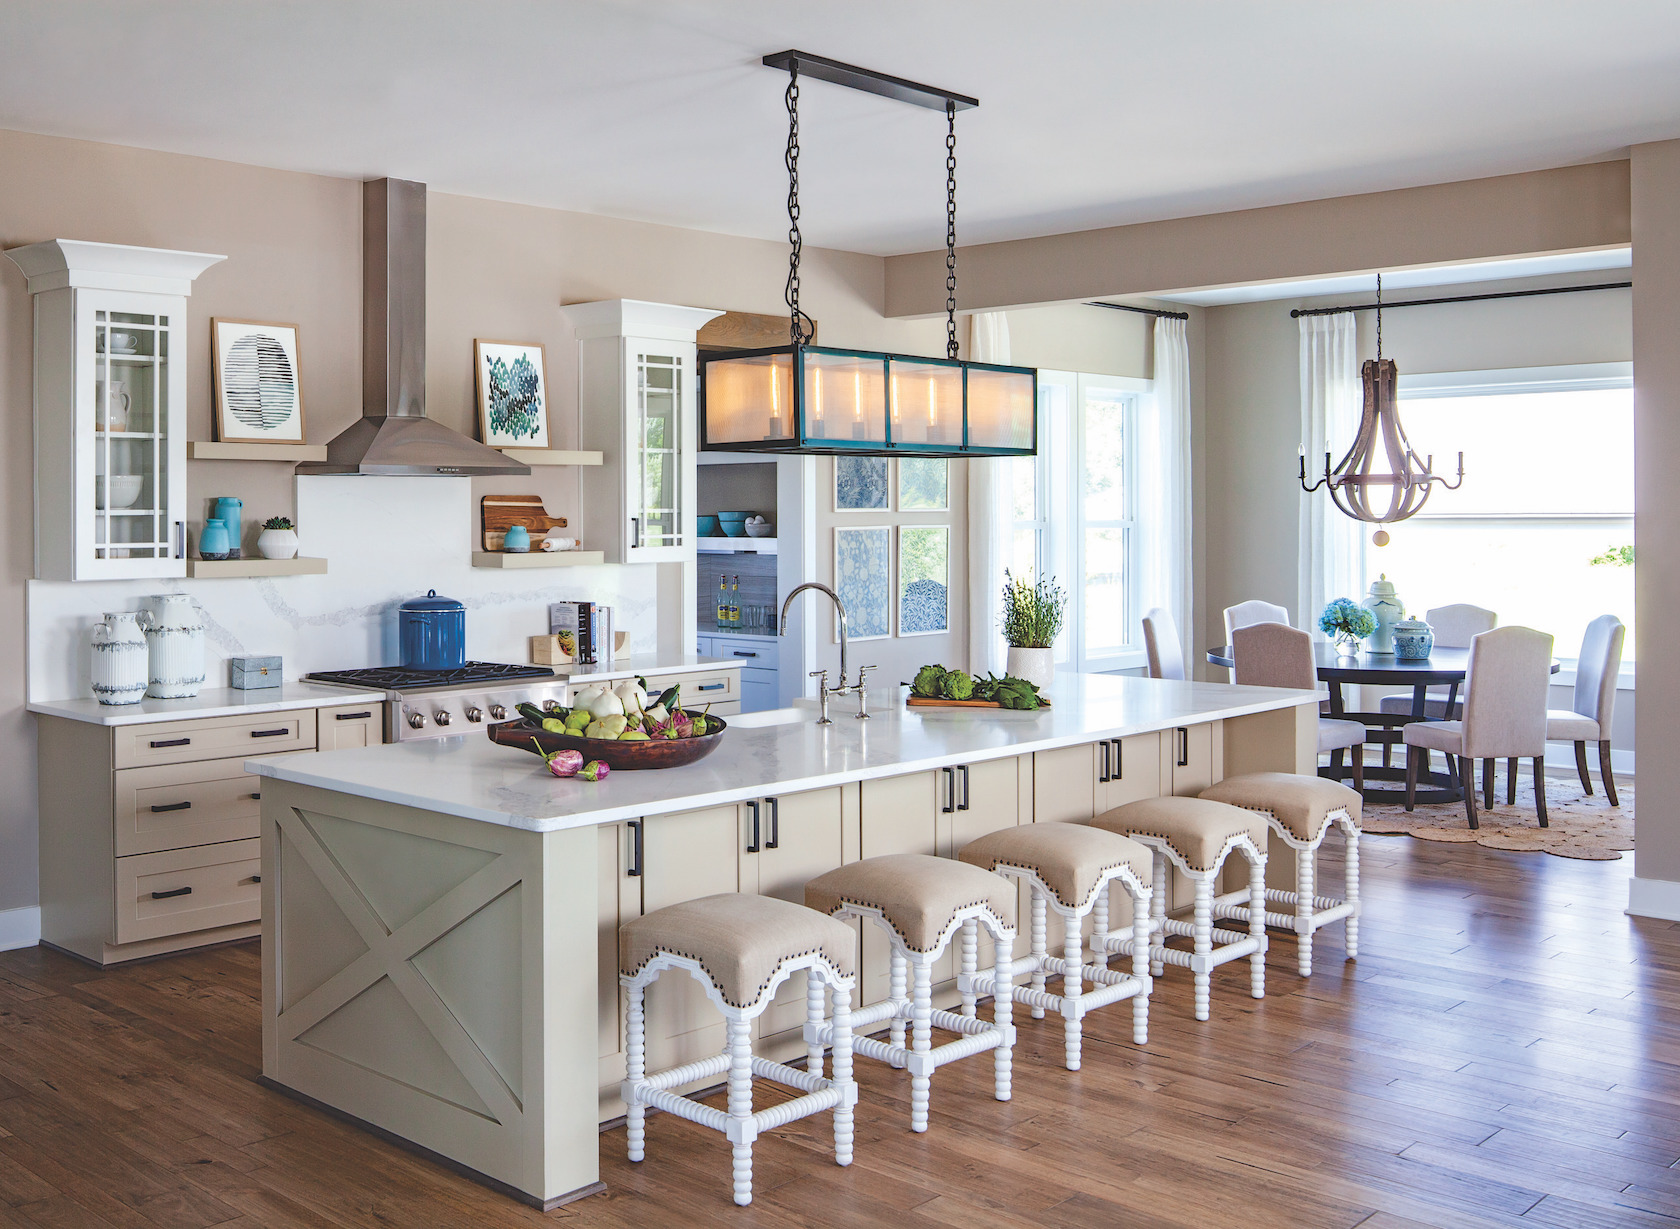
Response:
1382,740,1392,770
1404,745,1419,811
1351,743,1364,793
1460,756,1479,829
1330,748,1344,781
1533,758,1549,828
1599,740,1619,807
1507,757,1518,806
1482,758,1494,811
1573,741,1594,795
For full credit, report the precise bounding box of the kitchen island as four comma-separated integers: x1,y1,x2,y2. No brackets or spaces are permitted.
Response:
247,673,1318,1208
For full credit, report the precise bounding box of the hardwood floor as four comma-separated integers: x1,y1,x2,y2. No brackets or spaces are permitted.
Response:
1,829,1677,1227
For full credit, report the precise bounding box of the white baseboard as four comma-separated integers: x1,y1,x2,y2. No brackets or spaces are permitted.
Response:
0,906,40,952
1628,878,1680,922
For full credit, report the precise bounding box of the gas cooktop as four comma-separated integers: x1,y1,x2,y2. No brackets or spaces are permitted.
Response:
307,662,556,691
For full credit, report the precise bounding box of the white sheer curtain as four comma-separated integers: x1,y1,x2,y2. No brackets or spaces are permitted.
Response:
1298,312,1366,635
1137,316,1193,676
967,312,1014,676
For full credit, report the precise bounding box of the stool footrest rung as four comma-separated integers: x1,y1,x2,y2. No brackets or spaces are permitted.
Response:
846,998,907,1028
752,1086,843,1133
851,1025,1004,1073
642,1052,731,1092
635,1085,729,1133
750,1055,827,1093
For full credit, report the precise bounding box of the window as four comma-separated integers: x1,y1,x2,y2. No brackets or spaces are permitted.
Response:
1364,364,1633,663
1012,370,1150,672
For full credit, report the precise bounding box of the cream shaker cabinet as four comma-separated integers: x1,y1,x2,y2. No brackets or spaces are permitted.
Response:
5,240,224,581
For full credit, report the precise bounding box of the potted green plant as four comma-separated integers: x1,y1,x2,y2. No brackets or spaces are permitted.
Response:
1319,597,1377,656
257,515,299,560
1001,570,1065,692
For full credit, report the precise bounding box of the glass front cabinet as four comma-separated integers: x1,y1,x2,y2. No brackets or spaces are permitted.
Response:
5,241,224,581
568,300,722,564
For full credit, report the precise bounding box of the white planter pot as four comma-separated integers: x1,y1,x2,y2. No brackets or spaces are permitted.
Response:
257,527,299,560
90,611,148,705
1005,646,1054,694
140,593,206,699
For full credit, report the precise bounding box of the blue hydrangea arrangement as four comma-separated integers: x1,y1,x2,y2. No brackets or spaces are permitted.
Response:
1319,597,1377,641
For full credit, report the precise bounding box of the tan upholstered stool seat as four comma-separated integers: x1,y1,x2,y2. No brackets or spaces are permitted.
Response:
1092,797,1267,871
620,893,857,1010
1200,772,1362,843
959,822,1152,910
806,854,1015,953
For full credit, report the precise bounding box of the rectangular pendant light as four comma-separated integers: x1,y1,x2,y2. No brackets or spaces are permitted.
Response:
700,345,1036,457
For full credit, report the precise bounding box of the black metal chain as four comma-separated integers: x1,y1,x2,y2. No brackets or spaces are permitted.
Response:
784,64,813,346
945,99,958,359
1376,273,1383,361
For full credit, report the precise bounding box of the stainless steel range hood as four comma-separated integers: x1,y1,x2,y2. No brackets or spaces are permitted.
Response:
299,178,530,477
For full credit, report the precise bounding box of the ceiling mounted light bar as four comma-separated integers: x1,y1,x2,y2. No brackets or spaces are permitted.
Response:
701,52,1036,458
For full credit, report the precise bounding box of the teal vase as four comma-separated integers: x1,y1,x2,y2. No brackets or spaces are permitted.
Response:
199,519,231,561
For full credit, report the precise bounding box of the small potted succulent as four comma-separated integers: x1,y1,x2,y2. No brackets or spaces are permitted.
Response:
1319,597,1377,657
1001,569,1065,692
257,515,299,560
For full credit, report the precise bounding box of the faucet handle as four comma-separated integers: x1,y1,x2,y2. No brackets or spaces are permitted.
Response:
808,668,829,690
856,664,877,687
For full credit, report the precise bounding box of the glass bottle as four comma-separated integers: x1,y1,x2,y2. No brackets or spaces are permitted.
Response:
716,575,728,630
729,576,741,629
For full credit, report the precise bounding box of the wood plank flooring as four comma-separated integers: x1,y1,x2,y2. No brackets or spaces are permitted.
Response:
1,828,1677,1227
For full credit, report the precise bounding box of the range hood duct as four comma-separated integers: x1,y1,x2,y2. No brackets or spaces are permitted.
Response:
299,178,529,476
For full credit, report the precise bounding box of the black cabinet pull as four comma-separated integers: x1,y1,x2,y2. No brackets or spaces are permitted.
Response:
745,800,761,853
731,650,757,658
150,886,192,900
1098,740,1111,783
1111,738,1123,779
250,792,261,800
251,875,261,884
698,682,726,692
958,764,970,812
335,711,373,720
251,728,291,739
149,801,191,813
1177,727,1190,768
941,766,955,813
149,737,191,749
766,797,780,849
627,820,643,878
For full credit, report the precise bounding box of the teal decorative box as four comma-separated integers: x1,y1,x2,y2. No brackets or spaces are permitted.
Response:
230,656,282,689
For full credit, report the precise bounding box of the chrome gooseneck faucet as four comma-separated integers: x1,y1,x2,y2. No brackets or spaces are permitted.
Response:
778,582,875,723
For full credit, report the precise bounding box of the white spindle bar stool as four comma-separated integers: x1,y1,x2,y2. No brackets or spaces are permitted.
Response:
1199,773,1362,977
804,854,1016,1133
619,893,858,1207
957,822,1154,1069
1090,797,1268,1021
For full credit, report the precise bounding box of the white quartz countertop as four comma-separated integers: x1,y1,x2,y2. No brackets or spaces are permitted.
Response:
550,654,740,682
30,681,387,726
246,673,1317,832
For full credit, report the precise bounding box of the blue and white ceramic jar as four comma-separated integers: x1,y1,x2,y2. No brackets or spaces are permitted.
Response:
140,594,207,698
1363,574,1404,654
1392,616,1434,661
90,611,148,705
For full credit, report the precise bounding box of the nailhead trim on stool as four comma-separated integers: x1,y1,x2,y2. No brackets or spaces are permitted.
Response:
619,893,858,1207
1091,797,1268,1022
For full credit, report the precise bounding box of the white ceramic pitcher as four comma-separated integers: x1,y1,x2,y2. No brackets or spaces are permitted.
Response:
90,611,148,705
139,594,206,698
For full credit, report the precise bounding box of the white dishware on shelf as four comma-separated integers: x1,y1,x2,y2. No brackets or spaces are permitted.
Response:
95,474,144,509
139,593,206,698
744,516,774,538
98,382,131,432
90,611,149,705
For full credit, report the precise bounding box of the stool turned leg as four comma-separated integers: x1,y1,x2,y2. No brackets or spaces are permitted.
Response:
992,925,1014,1102
1193,876,1214,1021
1343,820,1361,959
1092,883,1111,970
806,974,826,1079
1131,885,1151,1045
626,981,647,1163
960,918,979,1019
1150,852,1168,978
831,983,855,1167
1295,845,1316,978
1028,892,1048,1019
910,958,933,1133
1062,913,1084,1071
888,949,908,1062
727,1016,755,1205
1249,854,1267,1000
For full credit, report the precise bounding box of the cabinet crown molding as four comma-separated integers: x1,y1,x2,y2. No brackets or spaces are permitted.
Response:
4,239,226,296
560,298,723,342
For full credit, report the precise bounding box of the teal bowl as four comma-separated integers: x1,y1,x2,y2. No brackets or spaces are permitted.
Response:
697,515,721,537
717,511,752,538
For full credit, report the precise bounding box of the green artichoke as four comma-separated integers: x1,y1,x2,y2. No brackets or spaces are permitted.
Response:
911,664,949,698
942,670,975,700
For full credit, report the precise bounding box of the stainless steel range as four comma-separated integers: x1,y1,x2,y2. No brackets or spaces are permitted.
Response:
306,662,569,742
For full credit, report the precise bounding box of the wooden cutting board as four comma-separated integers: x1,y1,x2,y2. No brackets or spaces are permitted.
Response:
482,495,568,552
905,695,1051,710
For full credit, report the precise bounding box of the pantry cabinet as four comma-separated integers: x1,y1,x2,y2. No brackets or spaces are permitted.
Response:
5,240,224,581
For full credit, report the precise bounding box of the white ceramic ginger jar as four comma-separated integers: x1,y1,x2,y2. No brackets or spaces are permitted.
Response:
90,611,148,705
1363,573,1404,654
140,594,207,698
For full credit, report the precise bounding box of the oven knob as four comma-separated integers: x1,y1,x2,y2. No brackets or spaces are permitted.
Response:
408,711,426,729
489,704,508,721
465,707,484,723
434,710,452,726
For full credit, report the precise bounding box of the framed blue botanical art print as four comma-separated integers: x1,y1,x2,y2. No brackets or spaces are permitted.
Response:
834,526,891,640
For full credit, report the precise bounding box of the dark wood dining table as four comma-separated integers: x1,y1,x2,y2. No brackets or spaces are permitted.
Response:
1206,643,1560,804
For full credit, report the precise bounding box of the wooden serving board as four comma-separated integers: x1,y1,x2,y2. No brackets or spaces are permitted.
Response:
482,494,568,552
906,695,1050,710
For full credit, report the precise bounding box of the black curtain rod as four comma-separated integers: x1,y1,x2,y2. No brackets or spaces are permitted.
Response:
1087,301,1190,321
1290,280,1630,318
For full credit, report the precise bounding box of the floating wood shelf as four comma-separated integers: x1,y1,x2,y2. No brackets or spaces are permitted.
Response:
188,442,329,462
185,557,328,578
496,449,605,466
471,550,606,569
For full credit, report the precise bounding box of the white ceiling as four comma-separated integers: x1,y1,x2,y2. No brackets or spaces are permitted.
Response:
3,2,1680,257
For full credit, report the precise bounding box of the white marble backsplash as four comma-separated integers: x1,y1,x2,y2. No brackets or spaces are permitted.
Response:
28,475,659,703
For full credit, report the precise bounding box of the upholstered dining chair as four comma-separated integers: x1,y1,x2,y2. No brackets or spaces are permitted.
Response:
1233,622,1366,791
1404,626,1554,829
1378,603,1498,767
1142,607,1185,681
1548,614,1625,806
1224,599,1291,648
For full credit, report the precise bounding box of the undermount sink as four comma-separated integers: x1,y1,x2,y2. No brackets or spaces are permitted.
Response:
729,701,823,728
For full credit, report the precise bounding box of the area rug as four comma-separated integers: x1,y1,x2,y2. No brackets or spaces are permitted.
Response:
1359,775,1634,860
